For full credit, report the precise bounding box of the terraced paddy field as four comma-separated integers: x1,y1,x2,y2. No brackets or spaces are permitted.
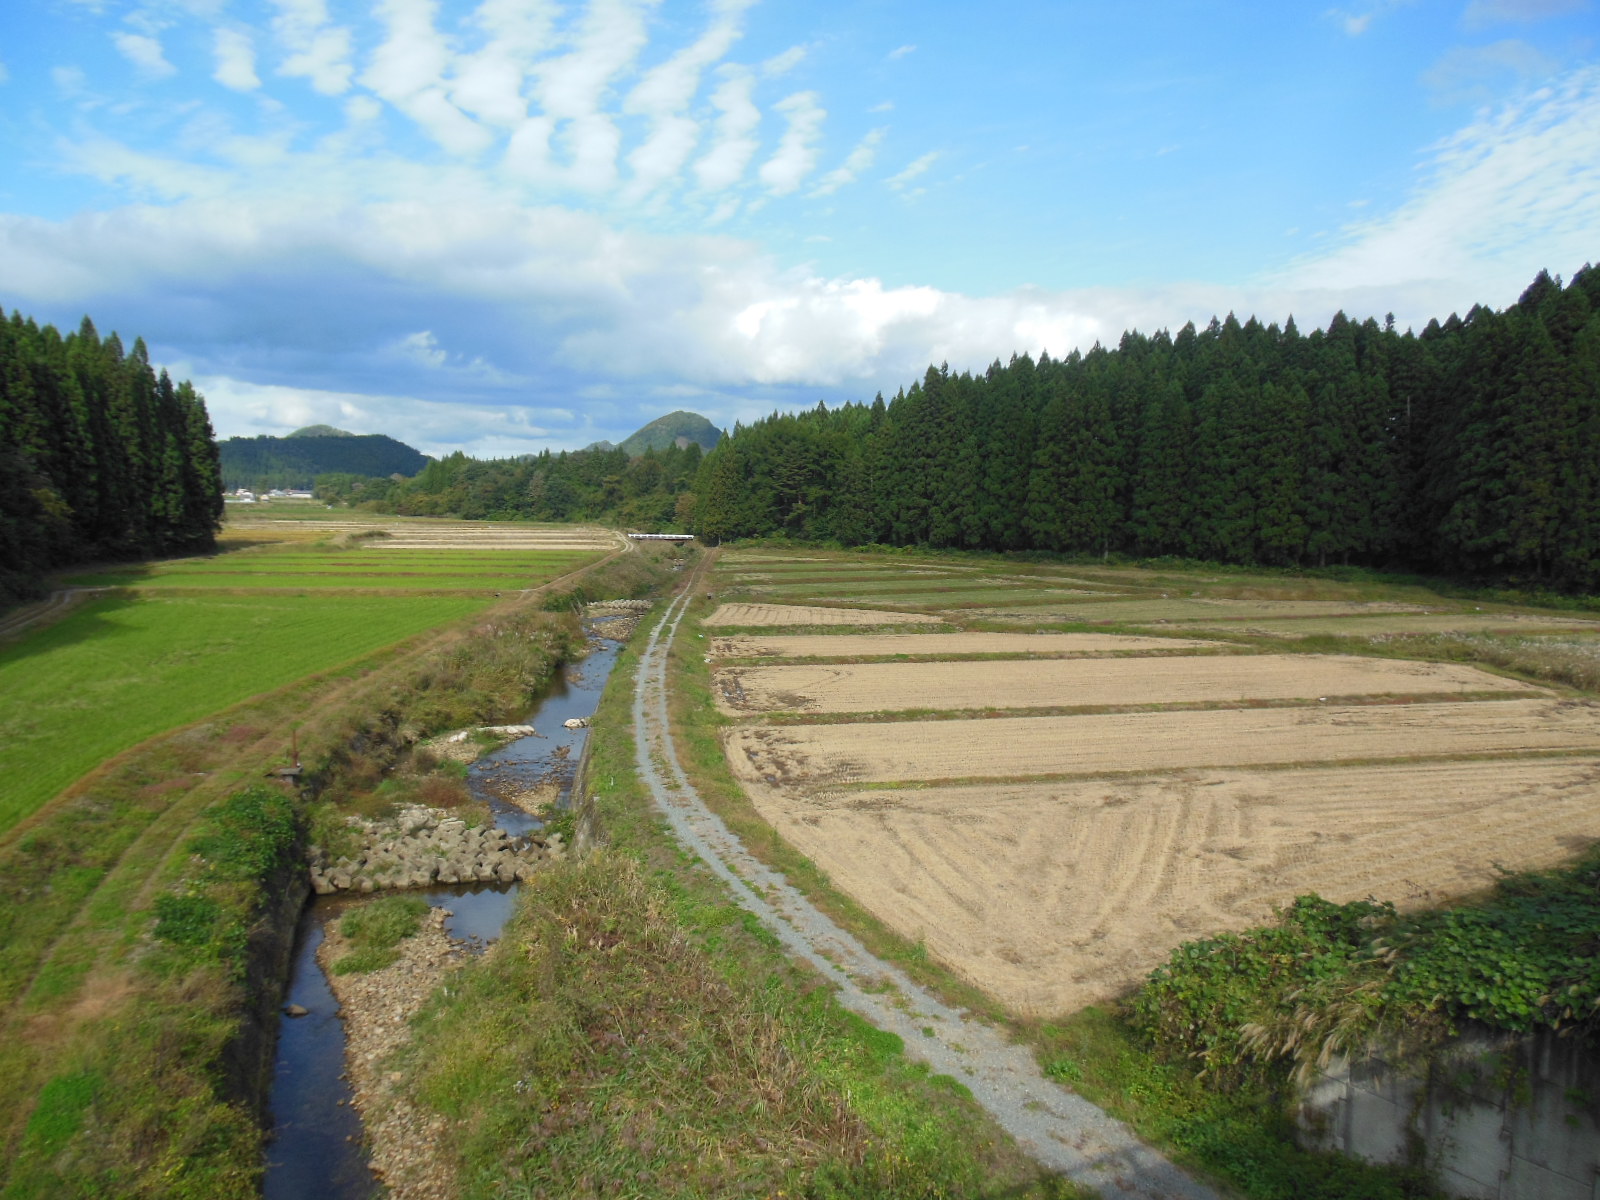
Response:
702,547,1600,1017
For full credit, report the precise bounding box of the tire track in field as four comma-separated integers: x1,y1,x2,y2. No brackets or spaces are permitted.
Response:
633,568,1218,1200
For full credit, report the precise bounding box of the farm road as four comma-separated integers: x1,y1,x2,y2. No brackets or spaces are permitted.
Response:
632,575,1219,1200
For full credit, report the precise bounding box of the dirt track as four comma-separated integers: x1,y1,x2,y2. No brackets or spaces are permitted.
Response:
636,575,1217,1200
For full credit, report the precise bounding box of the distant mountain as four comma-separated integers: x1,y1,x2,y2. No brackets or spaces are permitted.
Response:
618,410,721,456
218,430,429,490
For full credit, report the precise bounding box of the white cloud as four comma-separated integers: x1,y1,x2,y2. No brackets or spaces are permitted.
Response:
622,2,751,197
762,44,807,76
397,330,446,366
809,127,885,196
1277,64,1600,304
213,29,261,91
52,66,89,96
886,149,937,190
1325,1,1413,35
758,91,824,195
694,67,760,191
0,61,10,85
887,44,916,60
271,0,355,95
1464,0,1590,27
113,32,177,80
186,372,559,458
1422,39,1560,105
362,0,492,155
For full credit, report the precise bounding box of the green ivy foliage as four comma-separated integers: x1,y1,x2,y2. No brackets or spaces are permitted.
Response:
1130,850,1600,1088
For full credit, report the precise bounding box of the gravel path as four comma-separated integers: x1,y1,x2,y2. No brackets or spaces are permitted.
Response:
632,577,1220,1200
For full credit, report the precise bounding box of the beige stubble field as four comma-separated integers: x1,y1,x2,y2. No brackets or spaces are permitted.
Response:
707,551,1600,1017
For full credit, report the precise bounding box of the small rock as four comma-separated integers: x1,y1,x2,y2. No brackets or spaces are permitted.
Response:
285,1004,309,1017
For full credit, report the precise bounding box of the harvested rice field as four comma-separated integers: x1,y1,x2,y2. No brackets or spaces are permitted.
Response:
701,546,1600,1018
967,597,1434,623
703,603,946,627
711,632,1223,659
744,759,1600,1014
725,698,1600,783
713,654,1533,715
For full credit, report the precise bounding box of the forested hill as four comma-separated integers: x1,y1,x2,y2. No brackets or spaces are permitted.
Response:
0,312,225,605
219,428,428,490
693,265,1600,591
619,410,721,455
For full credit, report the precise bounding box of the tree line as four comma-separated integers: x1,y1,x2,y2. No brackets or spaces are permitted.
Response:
0,313,224,604
690,266,1600,590
315,440,703,530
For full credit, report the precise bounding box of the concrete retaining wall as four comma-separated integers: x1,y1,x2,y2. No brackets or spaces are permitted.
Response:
1297,1027,1600,1199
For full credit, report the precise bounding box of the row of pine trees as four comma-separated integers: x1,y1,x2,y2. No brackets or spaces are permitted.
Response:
692,266,1600,590
0,313,224,604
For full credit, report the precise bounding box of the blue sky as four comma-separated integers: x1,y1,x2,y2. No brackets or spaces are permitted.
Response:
2,0,1597,457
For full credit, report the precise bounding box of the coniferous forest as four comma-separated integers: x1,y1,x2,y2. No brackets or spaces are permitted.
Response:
692,266,1600,591
0,313,225,604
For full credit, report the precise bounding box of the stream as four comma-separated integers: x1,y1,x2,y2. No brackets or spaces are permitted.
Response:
262,619,627,1199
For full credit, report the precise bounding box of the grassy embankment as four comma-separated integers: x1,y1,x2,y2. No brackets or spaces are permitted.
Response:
0,516,619,1198
389,554,1084,1200
674,544,1600,1199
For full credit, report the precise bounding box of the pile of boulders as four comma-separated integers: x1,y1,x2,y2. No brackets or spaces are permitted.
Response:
584,599,652,614
309,805,563,894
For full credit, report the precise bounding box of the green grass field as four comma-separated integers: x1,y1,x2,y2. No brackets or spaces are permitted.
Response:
66,548,596,593
2,538,605,834
0,593,490,832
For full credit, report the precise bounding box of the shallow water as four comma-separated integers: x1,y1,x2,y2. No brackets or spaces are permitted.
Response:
262,621,625,1197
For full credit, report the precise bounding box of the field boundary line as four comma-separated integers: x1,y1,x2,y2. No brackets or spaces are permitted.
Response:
633,566,1219,1200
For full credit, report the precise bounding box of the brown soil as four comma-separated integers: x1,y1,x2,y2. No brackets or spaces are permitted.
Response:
724,699,1600,784
710,632,1223,658
740,759,1600,1014
703,603,946,627
712,654,1532,714
968,598,1434,624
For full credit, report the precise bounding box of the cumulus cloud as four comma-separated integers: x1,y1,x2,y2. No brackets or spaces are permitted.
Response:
213,29,261,91
758,91,824,194
113,32,177,79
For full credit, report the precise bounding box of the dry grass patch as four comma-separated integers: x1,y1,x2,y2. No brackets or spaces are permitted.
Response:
725,698,1600,784
739,759,1600,1015
714,653,1532,715
703,603,945,627
711,632,1224,658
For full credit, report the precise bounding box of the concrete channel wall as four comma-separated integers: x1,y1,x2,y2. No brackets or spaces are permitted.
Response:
1297,1026,1600,1199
